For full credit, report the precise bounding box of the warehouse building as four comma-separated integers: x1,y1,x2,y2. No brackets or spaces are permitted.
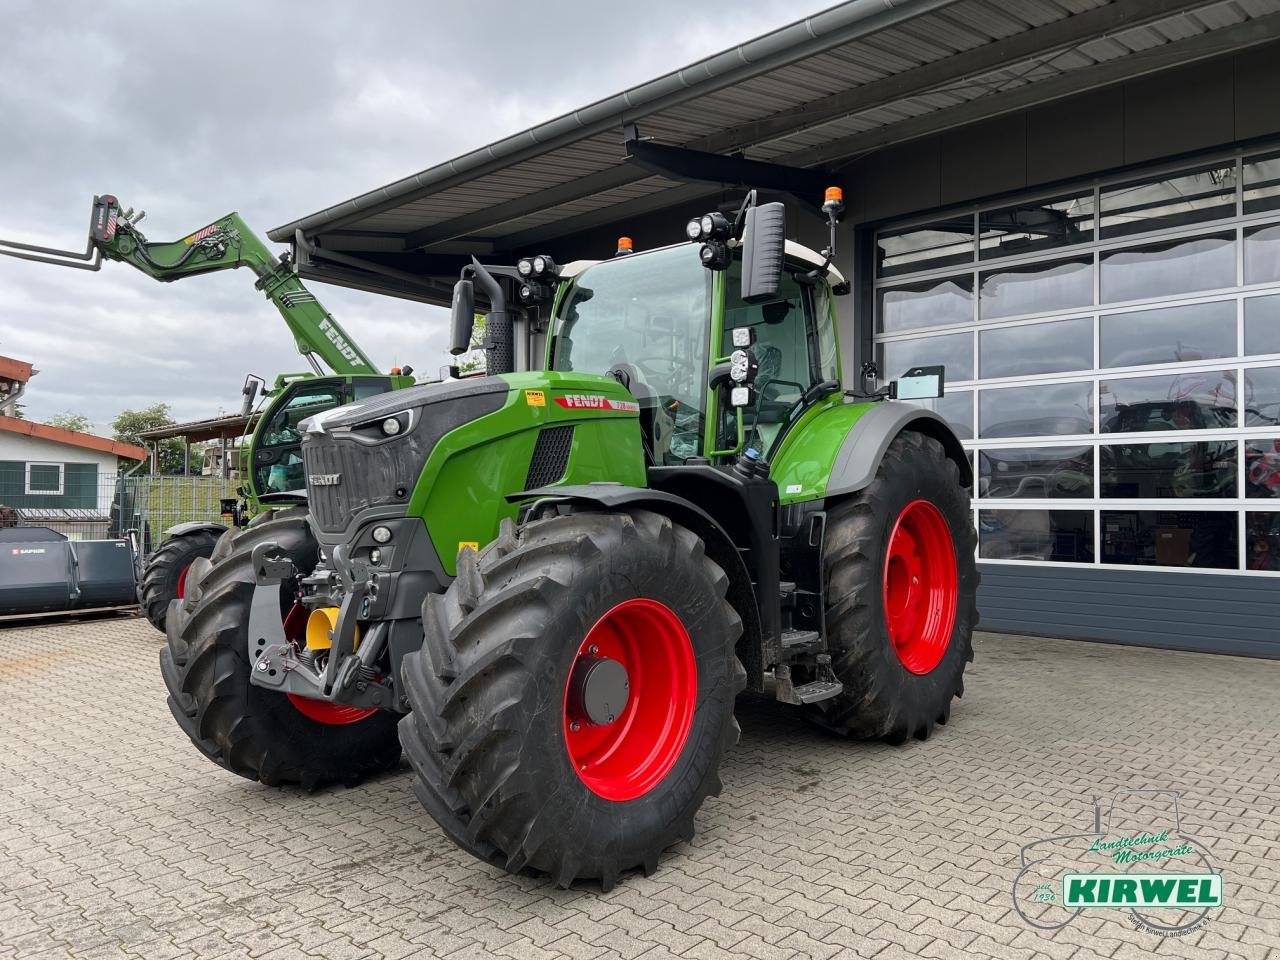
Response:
271,0,1280,656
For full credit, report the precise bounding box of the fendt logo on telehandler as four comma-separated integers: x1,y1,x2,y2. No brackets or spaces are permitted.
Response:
308,474,342,486
318,317,366,367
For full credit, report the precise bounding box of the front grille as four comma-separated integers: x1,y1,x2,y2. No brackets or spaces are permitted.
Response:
303,438,412,534
525,426,574,489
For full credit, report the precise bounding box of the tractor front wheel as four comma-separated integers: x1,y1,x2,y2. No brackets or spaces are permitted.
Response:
812,430,978,742
399,509,744,890
138,528,223,632
159,510,401,788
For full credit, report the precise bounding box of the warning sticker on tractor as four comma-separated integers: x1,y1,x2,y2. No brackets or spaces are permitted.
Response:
524,390,546,407
553,395,640,413
458,541,480,554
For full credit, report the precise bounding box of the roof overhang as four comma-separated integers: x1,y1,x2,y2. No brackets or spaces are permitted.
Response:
136,412,258,444
272,0,1280,305
0,415,147,460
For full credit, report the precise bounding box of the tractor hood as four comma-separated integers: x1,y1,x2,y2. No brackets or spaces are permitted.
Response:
300,376,510,536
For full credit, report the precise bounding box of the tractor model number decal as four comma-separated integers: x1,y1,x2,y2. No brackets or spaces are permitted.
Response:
318,317,367,367
554,395,640,413
182,223,220,246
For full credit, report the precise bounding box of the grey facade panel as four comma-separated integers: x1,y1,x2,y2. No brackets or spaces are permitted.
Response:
1026,88,1124,185
1122,56,1235,165
1235,42,1280,141
977,564,1280,658
938,112,1028,206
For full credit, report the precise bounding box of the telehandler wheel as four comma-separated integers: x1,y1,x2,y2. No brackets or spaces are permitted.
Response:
811,430,978,743
400,510,745,890
138,528,222,632
159,510,401,788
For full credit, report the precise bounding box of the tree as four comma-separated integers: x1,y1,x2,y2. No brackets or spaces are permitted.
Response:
455,313,487,375
47,411,93,433
113,403,184,474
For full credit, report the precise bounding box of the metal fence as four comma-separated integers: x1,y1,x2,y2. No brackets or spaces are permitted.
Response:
4,472,237,548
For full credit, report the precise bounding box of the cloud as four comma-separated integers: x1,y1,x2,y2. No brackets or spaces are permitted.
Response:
0,0,800,432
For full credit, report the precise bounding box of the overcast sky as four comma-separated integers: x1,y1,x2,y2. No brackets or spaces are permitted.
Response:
0,0,803,432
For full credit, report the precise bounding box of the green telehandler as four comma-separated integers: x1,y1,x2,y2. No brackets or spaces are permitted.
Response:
0,195,414,630
162,187,977,889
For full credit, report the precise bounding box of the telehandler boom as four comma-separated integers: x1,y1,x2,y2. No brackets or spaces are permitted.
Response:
0,195,414,629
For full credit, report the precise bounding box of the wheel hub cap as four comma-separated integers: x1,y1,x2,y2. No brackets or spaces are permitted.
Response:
568,657,630,726
883,499,959,675
563,598,697,802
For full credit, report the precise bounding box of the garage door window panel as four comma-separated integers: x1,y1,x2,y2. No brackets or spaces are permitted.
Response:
878,274,973,333
1099,371,1237,432
1100,233,1236,304
1244,153,1280,215
978,192,1095,261
1102,510,1238,569
979,446,1093,499
1245,295,1280,357
877,221,974,279
1244,367,1280,428
979,509,1094,563
1099,300,1236,369
1245,440,1280,499
1246,512,1280,570
980,317,1092,379
1101,166,1236,240
979,382,1093,439
878,331,972,383
1100,441,1237,499
1245,223,1280,285
979,255,1093,321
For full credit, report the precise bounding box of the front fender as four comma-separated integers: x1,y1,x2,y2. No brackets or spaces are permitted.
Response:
162,520,228,539
770,399,971,503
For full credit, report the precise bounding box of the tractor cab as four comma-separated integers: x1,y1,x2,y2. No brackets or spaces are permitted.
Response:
549,207,845,470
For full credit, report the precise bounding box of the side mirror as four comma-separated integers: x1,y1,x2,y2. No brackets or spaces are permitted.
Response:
740,201,786,304
240,374,264,417
449,279,475,356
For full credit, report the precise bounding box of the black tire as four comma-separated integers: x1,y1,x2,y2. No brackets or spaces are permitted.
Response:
138,528,222,632
399,509,745,890
159,509,401,788
810,430,978,742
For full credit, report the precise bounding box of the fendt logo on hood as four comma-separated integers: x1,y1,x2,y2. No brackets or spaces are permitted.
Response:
308,474,342,486
554,395,640,413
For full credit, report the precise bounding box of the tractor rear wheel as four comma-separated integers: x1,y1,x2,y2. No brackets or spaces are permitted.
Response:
399,510,744,890
138,528,223,632
159,510,401,788
811,430,978,742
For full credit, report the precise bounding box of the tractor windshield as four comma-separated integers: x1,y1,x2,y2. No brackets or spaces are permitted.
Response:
552,245,711,464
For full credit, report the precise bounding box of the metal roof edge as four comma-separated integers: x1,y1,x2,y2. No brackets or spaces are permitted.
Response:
268,0,953,242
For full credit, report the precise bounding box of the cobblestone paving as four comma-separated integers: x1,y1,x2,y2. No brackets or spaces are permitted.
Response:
1,615,1277,960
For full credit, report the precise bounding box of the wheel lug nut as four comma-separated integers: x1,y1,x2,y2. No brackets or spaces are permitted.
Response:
589,645,599,655
570,721,580,732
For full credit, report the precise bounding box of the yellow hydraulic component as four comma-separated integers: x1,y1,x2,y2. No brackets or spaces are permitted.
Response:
305,606,360,651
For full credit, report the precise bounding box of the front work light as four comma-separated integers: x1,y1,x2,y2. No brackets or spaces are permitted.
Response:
372,525,393,544
731,327,755,348
381,417,401,436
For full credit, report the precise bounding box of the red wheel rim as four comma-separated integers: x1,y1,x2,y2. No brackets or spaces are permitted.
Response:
176,562,191,600
279,602,378,725
563,598,697,802
883,499,958,675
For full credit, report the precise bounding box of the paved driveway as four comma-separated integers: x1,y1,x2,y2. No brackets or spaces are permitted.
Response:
1,616,1277,960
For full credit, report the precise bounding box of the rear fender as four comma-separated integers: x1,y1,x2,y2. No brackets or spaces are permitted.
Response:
826,402,971,497
514,483,765,691
772,399,970,502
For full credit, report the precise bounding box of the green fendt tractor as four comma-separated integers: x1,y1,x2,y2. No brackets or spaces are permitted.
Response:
0,195,414,629
162,189,977,889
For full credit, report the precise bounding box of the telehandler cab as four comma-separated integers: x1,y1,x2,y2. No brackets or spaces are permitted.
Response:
161,188,977,890
0,196,414,629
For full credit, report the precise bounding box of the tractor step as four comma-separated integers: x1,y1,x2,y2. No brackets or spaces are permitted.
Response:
781,629,820,649
790,680,844,705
